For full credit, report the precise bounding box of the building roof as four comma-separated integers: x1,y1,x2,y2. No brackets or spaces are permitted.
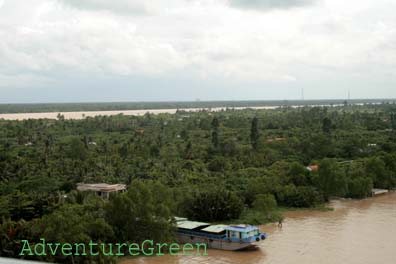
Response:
76,183,126,192
306,165,319,171
176,220,210,230
267,137,287,143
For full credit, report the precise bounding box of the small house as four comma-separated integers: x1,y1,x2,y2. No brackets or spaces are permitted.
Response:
306,165,319,172
77,183,126,199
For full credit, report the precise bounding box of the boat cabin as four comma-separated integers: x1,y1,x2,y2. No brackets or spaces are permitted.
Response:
174,218,266,250
175,218,260,240
224,225,260,239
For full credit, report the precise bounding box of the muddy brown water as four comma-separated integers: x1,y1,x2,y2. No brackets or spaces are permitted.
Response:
0,104,355,120
0,106,277,120
120,192,396,264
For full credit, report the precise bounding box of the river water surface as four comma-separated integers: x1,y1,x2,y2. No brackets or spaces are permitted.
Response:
0,106,277,120
0,104,357,120
121,192,396,264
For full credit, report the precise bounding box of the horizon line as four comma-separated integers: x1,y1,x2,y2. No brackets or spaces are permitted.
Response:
1,98,396,105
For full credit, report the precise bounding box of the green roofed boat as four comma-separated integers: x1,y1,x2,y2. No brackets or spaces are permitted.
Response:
175,217,267,251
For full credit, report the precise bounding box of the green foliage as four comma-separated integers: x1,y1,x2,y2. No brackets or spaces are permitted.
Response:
276,185,324,208
211,117,220,150
322,117,333,133
365,157,391,189
346,177,373,198
318,159,347,199
0,219,32,258
65,137,88,160
250,117,260,150
0,103,395,262
252,194,277,213
240,209,283,226
183,187,244,222
242,176,279,206
105,180,175,244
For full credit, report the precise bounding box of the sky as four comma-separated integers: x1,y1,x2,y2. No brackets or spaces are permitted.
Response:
0,0,395,103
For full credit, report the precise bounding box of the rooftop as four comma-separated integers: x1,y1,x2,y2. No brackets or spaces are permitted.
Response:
306,165,319,171
76,183,126,193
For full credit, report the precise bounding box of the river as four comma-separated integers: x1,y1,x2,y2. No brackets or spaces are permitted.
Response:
0,104,360,120
0,106,277,120
120,192,396,264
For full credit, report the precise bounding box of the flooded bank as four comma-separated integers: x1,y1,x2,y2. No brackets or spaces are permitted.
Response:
120,192,396,264
0,103,359,120
0,106,277,120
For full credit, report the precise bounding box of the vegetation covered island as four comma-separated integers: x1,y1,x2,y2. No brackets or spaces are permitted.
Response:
1,102,396,263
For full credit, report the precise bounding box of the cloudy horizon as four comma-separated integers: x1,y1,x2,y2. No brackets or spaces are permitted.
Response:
1,0,396,103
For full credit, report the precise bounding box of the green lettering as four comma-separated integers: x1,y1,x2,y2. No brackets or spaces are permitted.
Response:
169,243,180,256
101,243,113,256
47,243,60,255
115,243,127,256
142,240,154,256
89,241,99,256
19,240,34,256
182,243,194,256
74,243,87,256
195,243,207,256
34,238,46,256
61,243,72,256
128,243,140,256
156,242,167,256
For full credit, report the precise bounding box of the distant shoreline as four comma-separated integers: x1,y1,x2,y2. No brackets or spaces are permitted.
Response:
0,99,394,115
0,106,277,120
0,100,394,120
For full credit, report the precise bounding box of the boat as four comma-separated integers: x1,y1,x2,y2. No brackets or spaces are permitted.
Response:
175,217,267,251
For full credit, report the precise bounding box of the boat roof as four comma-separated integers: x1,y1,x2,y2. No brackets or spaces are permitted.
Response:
177,220,210,230
225,224,259,232
174,217,188,222
201,225,227,233
174,218,259,233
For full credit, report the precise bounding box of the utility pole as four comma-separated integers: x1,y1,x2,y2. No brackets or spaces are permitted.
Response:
390,111,395,143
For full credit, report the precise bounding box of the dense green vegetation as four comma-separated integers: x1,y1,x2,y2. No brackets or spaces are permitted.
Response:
1,103,396,263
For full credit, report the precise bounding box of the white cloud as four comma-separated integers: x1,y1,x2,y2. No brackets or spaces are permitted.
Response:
228,0,318,10
0,0,395,100
57,0,196,16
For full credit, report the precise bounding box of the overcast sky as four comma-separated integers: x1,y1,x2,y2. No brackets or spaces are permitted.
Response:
0,0,395,103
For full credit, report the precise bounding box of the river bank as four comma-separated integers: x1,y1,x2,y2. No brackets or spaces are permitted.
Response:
0,101,385,120
0,106,277,120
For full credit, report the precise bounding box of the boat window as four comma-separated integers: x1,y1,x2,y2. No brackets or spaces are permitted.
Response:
247,230,257,236
241,232,249,239
231,231,238,238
